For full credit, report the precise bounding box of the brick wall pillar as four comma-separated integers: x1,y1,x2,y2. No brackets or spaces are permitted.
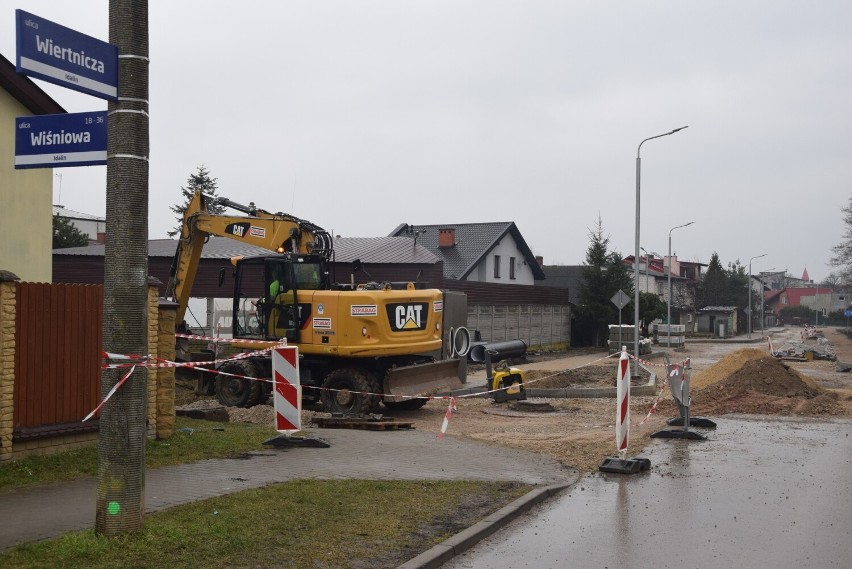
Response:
146,278,161,439
156,299,178,439
0,271,20,461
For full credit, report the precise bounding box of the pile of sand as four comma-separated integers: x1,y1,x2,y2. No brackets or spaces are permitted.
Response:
686,349,842,416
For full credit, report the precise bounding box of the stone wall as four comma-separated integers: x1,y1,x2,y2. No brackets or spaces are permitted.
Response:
0,272,18,461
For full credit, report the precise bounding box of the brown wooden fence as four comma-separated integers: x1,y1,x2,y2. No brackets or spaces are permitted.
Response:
13,282,103,439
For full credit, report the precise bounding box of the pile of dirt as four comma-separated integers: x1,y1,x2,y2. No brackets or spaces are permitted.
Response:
690,348,769,390
686,351,843,417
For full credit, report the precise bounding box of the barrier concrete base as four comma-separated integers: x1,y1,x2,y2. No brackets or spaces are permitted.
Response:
666,416,717,429
598,456,651,474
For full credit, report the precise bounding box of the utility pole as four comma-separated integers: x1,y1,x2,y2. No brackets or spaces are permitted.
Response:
97,0,149,535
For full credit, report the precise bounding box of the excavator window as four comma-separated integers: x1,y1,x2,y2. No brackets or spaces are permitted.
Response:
292,262,322,290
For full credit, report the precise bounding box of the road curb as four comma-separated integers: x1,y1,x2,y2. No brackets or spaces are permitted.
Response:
398,482,573,569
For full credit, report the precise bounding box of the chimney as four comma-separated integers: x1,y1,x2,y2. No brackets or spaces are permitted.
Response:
438,228,456,248
535,256,543,266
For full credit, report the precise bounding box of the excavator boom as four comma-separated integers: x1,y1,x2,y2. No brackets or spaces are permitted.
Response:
165,190,332,322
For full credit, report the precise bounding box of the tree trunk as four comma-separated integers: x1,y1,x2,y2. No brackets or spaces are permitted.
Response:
96,0,149,536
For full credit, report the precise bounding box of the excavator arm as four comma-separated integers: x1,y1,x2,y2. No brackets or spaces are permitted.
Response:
165,190,332,323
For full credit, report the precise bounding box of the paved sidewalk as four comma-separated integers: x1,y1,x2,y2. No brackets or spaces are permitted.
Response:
0,427,576,550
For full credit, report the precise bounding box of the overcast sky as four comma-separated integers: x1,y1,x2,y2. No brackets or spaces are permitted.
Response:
5,1,852,283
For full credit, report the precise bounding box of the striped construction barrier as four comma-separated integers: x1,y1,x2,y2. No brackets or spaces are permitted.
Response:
616,349,630,456
598,347,651,474
272,346,301,434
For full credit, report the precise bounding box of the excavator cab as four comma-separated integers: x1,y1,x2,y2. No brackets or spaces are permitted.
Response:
231,254,323,342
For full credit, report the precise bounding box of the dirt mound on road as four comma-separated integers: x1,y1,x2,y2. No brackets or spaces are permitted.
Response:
688,351,842,416
690,348,769,390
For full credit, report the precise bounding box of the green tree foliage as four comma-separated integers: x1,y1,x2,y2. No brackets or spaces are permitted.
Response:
638,291,667,335
576,217,634,347
168,165,224,237
726,260,750,311
696,252,726,307
52,215,90,249
695,254,759,334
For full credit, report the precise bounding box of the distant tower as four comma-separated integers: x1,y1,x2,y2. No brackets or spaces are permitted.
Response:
802,267,810,282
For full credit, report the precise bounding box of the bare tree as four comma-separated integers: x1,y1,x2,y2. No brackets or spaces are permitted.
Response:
830,195,852,283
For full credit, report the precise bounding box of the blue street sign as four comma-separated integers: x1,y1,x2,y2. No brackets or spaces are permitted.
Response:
15,10,118,100
15,111,107,169
845,309,852,318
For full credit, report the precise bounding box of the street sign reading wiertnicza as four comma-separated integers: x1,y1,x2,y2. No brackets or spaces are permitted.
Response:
15,9,118,100
15,111,107,169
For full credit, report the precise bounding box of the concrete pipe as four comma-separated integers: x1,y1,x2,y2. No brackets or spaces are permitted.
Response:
469,339,528,363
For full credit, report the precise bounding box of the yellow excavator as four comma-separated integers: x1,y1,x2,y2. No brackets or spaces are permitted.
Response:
166,190,465,414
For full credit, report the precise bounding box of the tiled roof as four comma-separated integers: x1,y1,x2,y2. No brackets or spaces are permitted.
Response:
332,237,439,264
389,222,545,280
54,236,438,264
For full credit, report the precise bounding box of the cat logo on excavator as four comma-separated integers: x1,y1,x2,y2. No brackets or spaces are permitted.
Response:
387,303,428,331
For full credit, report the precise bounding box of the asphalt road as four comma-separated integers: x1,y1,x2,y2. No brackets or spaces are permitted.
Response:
442,416,852,569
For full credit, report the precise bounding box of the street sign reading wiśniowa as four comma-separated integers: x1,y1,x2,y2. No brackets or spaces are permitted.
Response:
15,9,118,100
15,111,107,169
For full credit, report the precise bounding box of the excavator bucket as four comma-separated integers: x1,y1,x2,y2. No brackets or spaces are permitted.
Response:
384,359,465,402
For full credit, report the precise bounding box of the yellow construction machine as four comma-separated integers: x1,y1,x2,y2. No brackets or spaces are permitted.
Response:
166,191,465,414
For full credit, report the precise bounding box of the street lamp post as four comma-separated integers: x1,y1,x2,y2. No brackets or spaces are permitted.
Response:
748,253,767,339
634,126,688,373
758,268,775,336
666,221,694,347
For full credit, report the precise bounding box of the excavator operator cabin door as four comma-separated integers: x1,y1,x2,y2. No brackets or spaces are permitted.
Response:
265,260,300,342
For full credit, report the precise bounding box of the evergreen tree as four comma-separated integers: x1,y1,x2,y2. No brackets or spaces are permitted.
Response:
726,260,750,312
168,165,224,237
52,215,90,249
696,252,726,307
576,217,634,346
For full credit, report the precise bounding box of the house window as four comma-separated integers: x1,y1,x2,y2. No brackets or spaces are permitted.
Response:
687,313,693,323
509,257,516,280
657,282,664,295
493,255,501,278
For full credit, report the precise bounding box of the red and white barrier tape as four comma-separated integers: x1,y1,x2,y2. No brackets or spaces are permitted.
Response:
102,343,286,370
638,381,668,425
438,397,457,440
94,346,678,438
82,365,136,422
175,332,286,346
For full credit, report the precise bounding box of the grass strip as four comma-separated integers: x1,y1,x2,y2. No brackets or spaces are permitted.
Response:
0,479,529,569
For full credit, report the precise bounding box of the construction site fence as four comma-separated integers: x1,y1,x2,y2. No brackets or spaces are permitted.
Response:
466,304,571,349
